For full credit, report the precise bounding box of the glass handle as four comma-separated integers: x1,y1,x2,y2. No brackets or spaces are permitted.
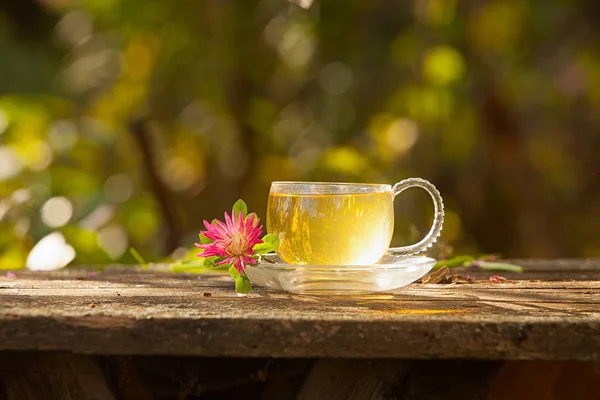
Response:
389,178,444,257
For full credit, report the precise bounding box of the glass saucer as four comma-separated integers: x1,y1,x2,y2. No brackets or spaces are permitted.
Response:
245,254,436,295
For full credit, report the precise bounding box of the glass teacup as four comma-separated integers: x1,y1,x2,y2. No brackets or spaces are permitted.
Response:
267,179,444,265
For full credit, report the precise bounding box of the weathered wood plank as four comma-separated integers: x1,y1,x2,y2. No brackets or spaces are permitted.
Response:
1,314,597,360
487,361,600,400
0,264,599,360
1,353,598,400
298,359,412,400
0,352,116,400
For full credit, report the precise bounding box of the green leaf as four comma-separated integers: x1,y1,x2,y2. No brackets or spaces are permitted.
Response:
198,233,212,244
229,265,240,279
187,255,205,264
246,212,259,226
170,262,228,274
432,254,524,273
229,267,252,295
170,264,208,273
232,199,248,217
236,275,251,295
177,247,203,263
475,261,523,273
204,256,223,269
433,255,473,270
253,234,280,255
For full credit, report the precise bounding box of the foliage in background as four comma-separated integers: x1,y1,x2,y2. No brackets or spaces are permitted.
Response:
1,0,600,268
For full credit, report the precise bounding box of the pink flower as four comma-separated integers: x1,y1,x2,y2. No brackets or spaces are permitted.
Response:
195,210,263,274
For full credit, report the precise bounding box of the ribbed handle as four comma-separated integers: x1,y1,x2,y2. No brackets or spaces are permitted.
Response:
389,178,444,257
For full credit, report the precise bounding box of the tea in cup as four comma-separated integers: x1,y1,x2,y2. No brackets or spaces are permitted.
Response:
266,179,444,265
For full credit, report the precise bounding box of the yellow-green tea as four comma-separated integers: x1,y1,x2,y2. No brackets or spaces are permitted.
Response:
267,192,394,265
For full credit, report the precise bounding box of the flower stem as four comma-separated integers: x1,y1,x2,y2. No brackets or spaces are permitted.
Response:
129,247,148,270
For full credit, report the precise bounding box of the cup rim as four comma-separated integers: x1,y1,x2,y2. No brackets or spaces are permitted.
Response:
270,181,392,194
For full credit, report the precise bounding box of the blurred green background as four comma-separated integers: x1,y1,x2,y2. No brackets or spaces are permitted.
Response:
1,0,599,269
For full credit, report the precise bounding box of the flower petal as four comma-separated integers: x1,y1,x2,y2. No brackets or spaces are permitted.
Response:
216,258,232,265
224,211,234,230
234,258,244,274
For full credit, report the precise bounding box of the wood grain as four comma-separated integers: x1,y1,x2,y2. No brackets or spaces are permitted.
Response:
0,260,598,360
1,353,597,400
0,352,116,400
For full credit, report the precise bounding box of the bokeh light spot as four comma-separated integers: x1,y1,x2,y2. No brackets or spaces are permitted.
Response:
104,174,134,203
423,46,465,85
17,140,53,171
0,147,22,181
98,224,128,260
41,196,74,228
162,157,199,191
278,23,315,69
123,38,153,79
48,120,79,152
319,62,354,95
322,146,368,175
469,0,525,55
12,189,31,204
26,232,76,271
55,10,93,46
180,101,215,133
263,15,287,48
384,119,419,156
414,0,457,27
79,204,115,231
289,0,314,9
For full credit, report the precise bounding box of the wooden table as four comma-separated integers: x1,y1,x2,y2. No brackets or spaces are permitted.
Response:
0,259,598,399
